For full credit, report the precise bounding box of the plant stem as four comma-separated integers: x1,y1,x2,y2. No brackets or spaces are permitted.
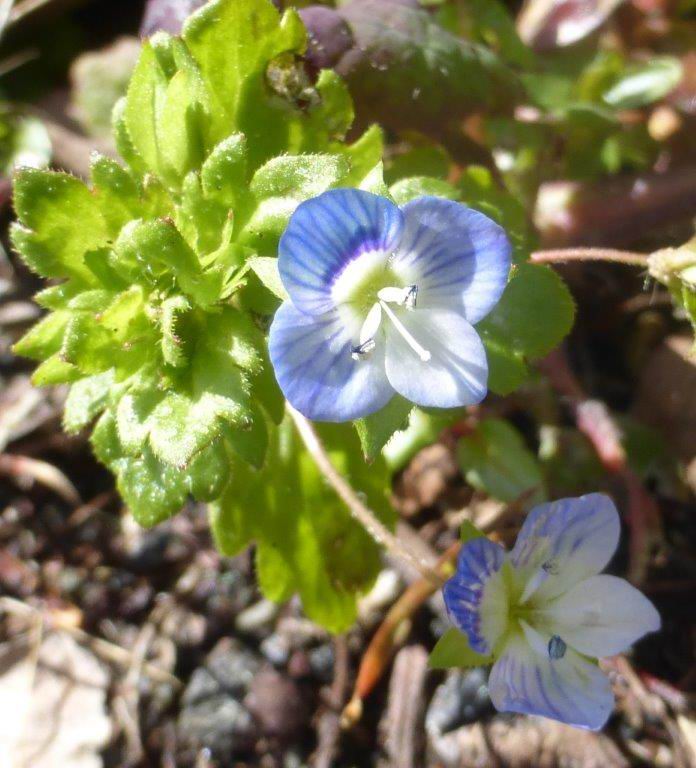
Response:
530,247,649,267
287,403,445,587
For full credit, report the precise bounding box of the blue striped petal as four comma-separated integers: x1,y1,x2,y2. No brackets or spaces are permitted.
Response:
390,197,511,324
510,494,620,603
278,189,404,316
384,307,488,408
488,632,614,730
443,537,508,654
268,301,394,421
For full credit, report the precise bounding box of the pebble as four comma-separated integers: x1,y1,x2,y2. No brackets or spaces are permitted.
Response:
426,668,492,737
177,639,262,761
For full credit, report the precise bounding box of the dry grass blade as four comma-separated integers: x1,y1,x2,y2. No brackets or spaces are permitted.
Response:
0,0,13,39
0,453,81,505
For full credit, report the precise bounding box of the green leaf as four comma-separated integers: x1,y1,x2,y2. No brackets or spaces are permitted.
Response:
122,42,168,180
458,166,535,263
160,295,191,368
221,404,269,469
465,0,535,69
60,313,116,375
63,371,115,433
13,311,69,361
201,133,248,206
389,176,460,205
460,519,486,545
176,171,230,254
480,331,529,396
386,145,450,184
93,409,226,526
203,308,264,374
116,387,164,455
123,37,209,185
250,153,348,200
148,392,227,467
112,97,148,178
211,417,395,633
115,218,221,305
183,0,305,151
342,125,384,187
118,446,189,526
603,57,683,110
58,289,153,379
32,355,81,386
13,169,108,283
246,256,289,301
0,110,51,174
91,155,142,236
479,262,575,393
188,440,231,501
355,396,413,462
457,418,546,505
429,628,492,669
382,408,463,472
240,153,350,251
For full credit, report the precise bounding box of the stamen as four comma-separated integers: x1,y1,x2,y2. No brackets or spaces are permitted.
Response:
351,338,376,360
377,284,418,308
379,300,431,363
548,635,567,660
542,559,559,575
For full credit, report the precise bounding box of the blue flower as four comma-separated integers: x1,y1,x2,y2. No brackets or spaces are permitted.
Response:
268,189,511,421
443,494,661,731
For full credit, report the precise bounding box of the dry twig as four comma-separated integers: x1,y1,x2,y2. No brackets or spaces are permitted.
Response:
312,636,350,768
288,403,444,586
531,247,649,268
0,597,181,688
539,348,662,583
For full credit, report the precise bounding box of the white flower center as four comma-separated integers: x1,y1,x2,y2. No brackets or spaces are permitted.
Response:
350,284,431,363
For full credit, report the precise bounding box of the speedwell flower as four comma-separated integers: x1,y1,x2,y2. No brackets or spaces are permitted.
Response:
443,494,660,730
268,189,511,421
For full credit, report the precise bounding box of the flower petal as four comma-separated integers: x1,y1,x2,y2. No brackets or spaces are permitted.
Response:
390,197,511,324
384,307,488,408
268,301,394,421
543,574,661,658
278,189,404,316
510,494,620,602
488,633,614,730
443,537,508,654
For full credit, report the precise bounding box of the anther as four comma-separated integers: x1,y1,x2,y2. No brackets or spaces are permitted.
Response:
542,559,559,575
548,635,567,660
351,338,376,360
404,284,418,309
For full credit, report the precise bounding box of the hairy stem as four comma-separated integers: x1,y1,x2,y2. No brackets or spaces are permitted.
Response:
530,247,649,267
287,403,444,587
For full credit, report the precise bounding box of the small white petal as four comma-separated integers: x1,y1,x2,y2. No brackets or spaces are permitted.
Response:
542,574,661,658
488,633,614,731
384,307,487,408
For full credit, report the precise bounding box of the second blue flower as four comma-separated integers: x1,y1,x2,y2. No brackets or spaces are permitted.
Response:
269,189,512,421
